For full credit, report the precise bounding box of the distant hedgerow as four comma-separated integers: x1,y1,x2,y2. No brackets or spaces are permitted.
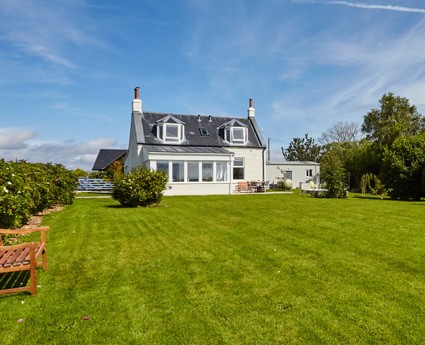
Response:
112,167,168,207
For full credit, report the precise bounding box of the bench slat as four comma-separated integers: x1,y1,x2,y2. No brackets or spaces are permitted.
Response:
0,250,17,267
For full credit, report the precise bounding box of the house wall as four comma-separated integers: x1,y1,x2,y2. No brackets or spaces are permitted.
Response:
231,147,265,182
140,148,265,196
266,162,320,189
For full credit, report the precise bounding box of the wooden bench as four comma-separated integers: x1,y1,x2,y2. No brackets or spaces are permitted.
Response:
0,227,49,295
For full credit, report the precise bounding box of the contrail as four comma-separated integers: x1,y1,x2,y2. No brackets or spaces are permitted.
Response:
327,1,425,14
291,0,425,14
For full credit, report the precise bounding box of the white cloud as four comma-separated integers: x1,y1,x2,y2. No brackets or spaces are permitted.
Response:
0,131,120,171
0,129,37,149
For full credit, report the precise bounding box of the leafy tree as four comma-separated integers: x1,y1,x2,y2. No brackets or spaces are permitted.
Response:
89,171,108,179
282,133,321,162
72,168,88,179
362,93,425,150
318,121,361,145
106,159,124,180
381,133,425,200
320,148,347,198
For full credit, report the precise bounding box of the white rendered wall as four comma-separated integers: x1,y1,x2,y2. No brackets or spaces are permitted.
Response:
266,162,320,188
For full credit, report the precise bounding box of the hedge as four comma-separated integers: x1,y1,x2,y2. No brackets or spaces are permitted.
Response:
0,160,76,228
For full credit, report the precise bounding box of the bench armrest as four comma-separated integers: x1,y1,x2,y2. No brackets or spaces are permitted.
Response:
0,226,49,235
0,227,49,246
0,241,41,252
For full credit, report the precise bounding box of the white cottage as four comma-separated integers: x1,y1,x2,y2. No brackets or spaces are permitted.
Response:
124,88,267,195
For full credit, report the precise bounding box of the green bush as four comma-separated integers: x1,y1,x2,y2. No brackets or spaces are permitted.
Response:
381,133,425,200
112,167,168,207
0,160,76,228
320,150,347,198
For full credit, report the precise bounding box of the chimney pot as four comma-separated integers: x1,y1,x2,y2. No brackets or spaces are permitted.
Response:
132,87,142,113
248,98,255,118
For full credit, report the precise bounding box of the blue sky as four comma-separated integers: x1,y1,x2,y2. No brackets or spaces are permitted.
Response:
1,0,425,170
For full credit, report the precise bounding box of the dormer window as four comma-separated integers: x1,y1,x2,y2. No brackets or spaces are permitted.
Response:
221,120,248,145
156,116,185,143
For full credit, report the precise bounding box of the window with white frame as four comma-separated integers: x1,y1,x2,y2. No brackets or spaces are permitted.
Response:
172,162,184,182
224,126,247,145
157,161,169,176
233,158,244,180
188,162,199,182
156,122,185,143
216,162,227,182
202,162,213,182
306,169,313,177
154,160,229,183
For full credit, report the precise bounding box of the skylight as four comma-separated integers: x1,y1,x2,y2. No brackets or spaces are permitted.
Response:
199,127,209,136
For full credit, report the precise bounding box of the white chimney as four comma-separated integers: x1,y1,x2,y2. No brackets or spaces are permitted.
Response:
132,87,142,113
247,98,255,118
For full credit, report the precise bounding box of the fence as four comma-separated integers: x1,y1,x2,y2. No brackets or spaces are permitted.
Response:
77,178,114,192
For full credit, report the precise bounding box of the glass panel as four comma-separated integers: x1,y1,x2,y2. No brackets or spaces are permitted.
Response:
172,162,184,182
225,127,231,141
157,161,169,176
202,162,213,182
166,124,179,139
234,158,244,167
232,127,244,141
216,162,227,182
188,162,199,182
233,167,244,180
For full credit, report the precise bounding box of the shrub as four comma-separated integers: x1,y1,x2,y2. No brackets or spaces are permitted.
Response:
381,133,425,200
0,160,76,228
112,167,168,207
320,150,347,198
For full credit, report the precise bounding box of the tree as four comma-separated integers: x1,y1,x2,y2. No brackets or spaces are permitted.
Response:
282,133,321,161
72,168,88,179
320,148,347,198
381,133,425,200
362,93,425,150
318,121,361,145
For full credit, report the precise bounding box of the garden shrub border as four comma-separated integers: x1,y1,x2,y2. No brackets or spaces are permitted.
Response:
0,160,76,228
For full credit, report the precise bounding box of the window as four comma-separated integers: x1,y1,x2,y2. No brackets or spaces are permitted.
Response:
233,158,244,180
216,162,227,182
224,126,247,145
199,127,209,136
172,162,184,182
306,169,313,177
202,162,213,182
188,162,199,182
157,161,169,176
154,160,229,183
156,120,185,143
283,170,293,180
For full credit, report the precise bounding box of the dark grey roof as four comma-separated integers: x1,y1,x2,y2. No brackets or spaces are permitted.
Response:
136,112,266,148
92,149,128,171
143,145,233,155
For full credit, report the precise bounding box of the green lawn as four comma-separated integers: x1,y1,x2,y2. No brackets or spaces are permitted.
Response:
1,194,424,344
